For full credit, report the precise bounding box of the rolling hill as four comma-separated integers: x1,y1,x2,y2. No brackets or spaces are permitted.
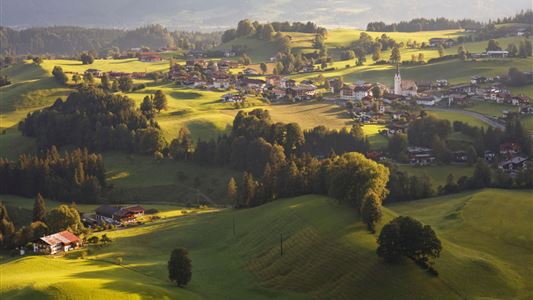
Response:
1,189,531,299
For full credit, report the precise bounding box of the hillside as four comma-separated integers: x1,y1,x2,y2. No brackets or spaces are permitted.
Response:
2,189,531,299
3,0,530,30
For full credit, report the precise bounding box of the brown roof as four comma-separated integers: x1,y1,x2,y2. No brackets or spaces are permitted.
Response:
40,230,80,246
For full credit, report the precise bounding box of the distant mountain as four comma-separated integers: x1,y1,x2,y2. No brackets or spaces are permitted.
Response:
3,0,531,31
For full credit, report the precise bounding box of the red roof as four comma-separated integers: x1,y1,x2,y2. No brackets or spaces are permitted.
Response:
40,230,80,246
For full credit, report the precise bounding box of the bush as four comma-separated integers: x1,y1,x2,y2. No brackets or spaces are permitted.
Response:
145,208,159,214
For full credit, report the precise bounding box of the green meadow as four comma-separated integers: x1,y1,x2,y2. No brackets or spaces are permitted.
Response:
2,189,531,299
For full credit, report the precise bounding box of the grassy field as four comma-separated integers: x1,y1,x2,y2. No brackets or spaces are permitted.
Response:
464,102,519,118
398,164,474,187
2,189,531,299
103,152,238,204
428,110,489,128
40,58,171,74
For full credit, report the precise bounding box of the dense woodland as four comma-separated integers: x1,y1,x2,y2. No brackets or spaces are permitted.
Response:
367,17,484,32
0,147,106,203
222,20,326,43
0,25,221,55
19,87,166,154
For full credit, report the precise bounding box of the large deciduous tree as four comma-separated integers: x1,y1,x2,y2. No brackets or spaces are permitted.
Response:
168,248,192,287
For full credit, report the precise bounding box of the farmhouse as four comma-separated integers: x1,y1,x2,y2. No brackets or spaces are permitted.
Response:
486,51,509,58
95,205,145,224
498,156,528,175
429,38,455,47
221,93,244,103
289,84,318,100
408,147,436,166
33,230,81,255
139,52,162,62
239,77,266,90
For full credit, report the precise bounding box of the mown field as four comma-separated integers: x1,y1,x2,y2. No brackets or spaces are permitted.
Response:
2,189,531,299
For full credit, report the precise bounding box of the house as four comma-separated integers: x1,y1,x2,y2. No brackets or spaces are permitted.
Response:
281,79,296,89
436,79,449,87
498,156,528,175
33,230,81,255
511,95,531,106
138,52,162,62
240,77,265,90
499,143,521,156
243,68,258,75
415,80,434,92
266,75,282,87
95,205,144,224
221,93,244,103
415,95,440,106
84,69,103,77
408,147,435,166
486,51,509,58
354,85,373,100
340,85,355,100
211,71,231,89
385,122,409,136
429,38,455,47
290,84,317,99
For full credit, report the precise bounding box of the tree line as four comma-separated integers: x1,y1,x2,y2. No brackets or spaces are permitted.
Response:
367,17,483,32
19,86,166,155
0,147,106,203
222,20,326,43
0,24,221,55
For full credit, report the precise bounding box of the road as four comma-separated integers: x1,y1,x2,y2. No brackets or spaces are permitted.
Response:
426,107,505,130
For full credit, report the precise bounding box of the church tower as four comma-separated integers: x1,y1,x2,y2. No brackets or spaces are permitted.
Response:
394,63,402,95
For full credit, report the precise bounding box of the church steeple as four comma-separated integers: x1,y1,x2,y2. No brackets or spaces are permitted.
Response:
394,62,402,95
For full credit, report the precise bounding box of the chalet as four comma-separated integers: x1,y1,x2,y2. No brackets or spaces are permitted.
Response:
290,84,317,99
486,50,509,58
95,205,145,224
270,87,287,99
139,52,162,62
499,143,521,156
385,122,409,136
408,147,435,166
221,93,244,103
243,68,258,75
498,156,528,175
511,95,531,106
240,77,265,90
33,230,81,255
449,84,476,95
211,71,231,89
340,85,355,100
354,85,373,100
399,80,418,97
266,75,282,87
429,38,455,47
84,69,102,77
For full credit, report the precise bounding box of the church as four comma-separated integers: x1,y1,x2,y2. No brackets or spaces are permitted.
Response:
394,64,418,97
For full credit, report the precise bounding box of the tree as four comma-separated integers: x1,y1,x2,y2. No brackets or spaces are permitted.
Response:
259,63,267,74
466,146,477,166
52,66,68,84
140,96,155,117
227,177,238,206
80,52,94,65
508,67,528,86
387,133,408,160
372,44,382,62
377,216,442,265
506,43,518,57
32,56,43,65
0,203,15,248
100,73,111,91
437,44,445,57
472,159,491,188
33,193,46,222
486,39,502,51
417,52,425,62
153,90,168,112
45,204,84,234
389,45,401,64
457,46,467,61
111,80,119,92
168,248,192,287
169,128,194,159
118,75,133,92
240,53,252,65
236,19,256,37
83,72,94,84
361,192,382,233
